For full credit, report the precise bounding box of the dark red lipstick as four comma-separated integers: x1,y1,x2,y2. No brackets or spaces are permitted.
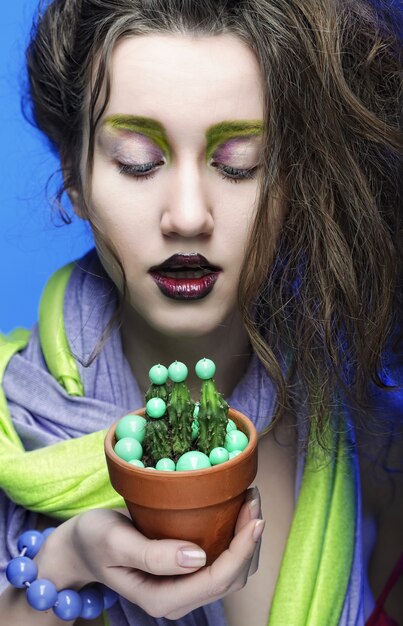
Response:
149,253,221,300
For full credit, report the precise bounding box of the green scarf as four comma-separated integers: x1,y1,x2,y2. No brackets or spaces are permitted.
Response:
268,423,356,625
0,264,124,519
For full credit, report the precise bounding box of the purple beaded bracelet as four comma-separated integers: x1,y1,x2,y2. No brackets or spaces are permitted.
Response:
6,528,118,621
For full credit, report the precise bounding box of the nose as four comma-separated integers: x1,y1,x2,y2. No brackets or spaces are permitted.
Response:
160,160,214,238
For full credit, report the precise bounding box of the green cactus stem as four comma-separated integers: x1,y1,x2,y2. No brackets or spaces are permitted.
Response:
167,381,195,456
143,395,171,463
144,418,172,463
197,378,229,454
145,381,170,404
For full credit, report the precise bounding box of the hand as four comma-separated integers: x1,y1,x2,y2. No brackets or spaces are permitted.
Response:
41,487,264,620
155,485,264,620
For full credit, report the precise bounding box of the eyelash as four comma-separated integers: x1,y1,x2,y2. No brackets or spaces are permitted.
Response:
116,161,258,184
117,162,162,180
215,164,259,184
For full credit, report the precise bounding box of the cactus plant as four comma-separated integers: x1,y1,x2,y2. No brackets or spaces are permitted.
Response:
113,358,244,468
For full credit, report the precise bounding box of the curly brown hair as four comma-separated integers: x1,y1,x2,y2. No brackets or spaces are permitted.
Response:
25,0,403,441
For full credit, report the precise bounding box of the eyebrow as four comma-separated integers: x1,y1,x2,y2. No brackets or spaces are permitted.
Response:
103,115,263,162
205,121,263,162
103,115,172,160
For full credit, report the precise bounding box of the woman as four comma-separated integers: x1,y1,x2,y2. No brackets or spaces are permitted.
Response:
0,0,402,624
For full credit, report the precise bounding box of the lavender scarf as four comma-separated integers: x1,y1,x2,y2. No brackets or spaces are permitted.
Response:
1,248,364,625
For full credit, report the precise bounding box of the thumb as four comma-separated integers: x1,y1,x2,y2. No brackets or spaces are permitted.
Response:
123,535,207,575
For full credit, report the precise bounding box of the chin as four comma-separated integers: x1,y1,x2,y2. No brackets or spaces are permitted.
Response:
148,303,233,339
125,287,238,340
152,316,225,339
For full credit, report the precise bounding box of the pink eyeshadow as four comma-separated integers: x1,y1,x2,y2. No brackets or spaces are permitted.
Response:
100,129,164,164
212,137,260,167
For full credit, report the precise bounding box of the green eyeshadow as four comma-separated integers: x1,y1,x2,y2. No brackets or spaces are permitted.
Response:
104,115,172,162
205,120,263,163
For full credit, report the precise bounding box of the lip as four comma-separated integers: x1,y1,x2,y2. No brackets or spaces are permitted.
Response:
149,253,221,301
150,253,221,272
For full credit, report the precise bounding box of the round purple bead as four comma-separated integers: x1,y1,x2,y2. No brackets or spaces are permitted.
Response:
53,589,83,621
6,556,38,588
26,578,58,611
42,527,56,540
98,583,118,609
79,584,104,620
17,530,44,558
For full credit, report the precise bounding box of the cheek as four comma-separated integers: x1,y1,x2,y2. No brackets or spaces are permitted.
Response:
215,184,258,246
89,188,161,254
91,231,124,293
90,157,161,221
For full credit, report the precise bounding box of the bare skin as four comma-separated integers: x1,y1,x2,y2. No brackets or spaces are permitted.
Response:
223,418,297,625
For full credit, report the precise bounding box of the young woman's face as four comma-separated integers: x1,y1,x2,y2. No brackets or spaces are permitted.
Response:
86,33,265,338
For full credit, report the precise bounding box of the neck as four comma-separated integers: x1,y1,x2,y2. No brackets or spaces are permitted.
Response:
120,307,252,400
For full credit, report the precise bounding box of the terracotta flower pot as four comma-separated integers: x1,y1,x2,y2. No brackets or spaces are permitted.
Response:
104,407,258,565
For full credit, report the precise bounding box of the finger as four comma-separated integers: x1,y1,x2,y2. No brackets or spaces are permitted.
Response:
126,536,207,575
208,518,265,594
248,533,262,576
234,486,261,535
107,517,206,575
247,491,264,576
161,518,266,620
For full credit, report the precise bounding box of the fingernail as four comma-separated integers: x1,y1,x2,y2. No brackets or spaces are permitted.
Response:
253,519,265,542
248,497,260,520
245,486,258,502
177,548,206,568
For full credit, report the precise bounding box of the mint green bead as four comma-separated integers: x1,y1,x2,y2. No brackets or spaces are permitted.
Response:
114,437,143,462
116,414,146,443
146,397,167,418
193,403,200,419
176,451,211,471
146,466,156,470
128,459,145,468
167,361,188,383
195,358,216,380
224,430,249,453
191,419,199,441
156,458,176,471
226,419,237,433
228,450,243,459
149,364,169,385
209,447,229,465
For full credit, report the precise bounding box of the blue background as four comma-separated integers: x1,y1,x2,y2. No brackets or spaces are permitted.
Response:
0,0,90,334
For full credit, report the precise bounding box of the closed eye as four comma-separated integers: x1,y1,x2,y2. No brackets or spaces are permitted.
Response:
117,160,164,180
212,163,260,184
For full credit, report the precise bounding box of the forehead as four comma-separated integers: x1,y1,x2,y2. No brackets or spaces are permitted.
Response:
103,33,263,135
